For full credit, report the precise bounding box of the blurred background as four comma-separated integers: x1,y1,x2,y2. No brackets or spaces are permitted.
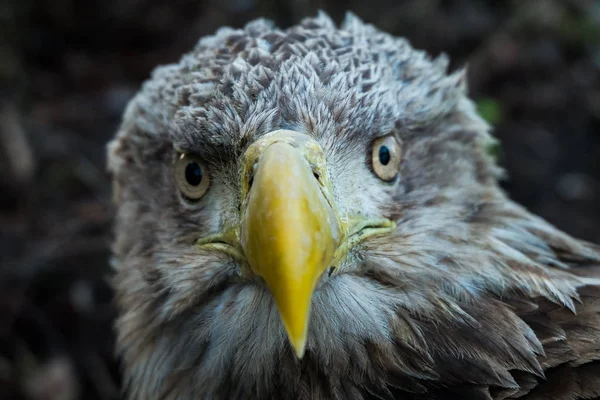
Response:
0,0,599,399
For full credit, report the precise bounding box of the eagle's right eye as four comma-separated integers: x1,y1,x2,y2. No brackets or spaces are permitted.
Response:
175,153,210,200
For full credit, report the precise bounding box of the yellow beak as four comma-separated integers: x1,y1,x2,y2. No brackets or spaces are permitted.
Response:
240,131,341,358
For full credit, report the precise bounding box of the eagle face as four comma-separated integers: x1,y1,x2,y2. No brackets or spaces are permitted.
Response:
108,13,600,400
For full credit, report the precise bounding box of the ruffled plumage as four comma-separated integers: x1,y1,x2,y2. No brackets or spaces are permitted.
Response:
108,12,600,399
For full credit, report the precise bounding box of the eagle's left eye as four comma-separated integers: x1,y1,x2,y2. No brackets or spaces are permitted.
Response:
371,135,402,181
175,153,210,201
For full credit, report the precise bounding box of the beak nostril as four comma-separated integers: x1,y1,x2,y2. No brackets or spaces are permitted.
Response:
313,172,320,181
247,162,258,190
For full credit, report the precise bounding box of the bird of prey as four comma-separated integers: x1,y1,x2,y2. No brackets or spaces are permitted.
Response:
107,12,600,400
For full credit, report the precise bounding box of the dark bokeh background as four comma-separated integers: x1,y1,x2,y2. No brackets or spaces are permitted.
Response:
1,0,599,399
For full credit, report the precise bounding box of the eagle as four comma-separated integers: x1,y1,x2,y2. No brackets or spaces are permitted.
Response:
107,12,600,400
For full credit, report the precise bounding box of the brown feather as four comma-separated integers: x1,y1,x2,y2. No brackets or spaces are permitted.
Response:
107,12,600,400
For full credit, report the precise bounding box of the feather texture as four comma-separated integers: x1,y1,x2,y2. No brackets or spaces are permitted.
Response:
107,12,600,400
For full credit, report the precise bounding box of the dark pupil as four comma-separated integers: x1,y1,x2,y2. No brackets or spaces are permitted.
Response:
185,162,203,186
378,145,391,166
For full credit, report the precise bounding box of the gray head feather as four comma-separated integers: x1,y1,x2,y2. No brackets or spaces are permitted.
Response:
108,12,600,400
